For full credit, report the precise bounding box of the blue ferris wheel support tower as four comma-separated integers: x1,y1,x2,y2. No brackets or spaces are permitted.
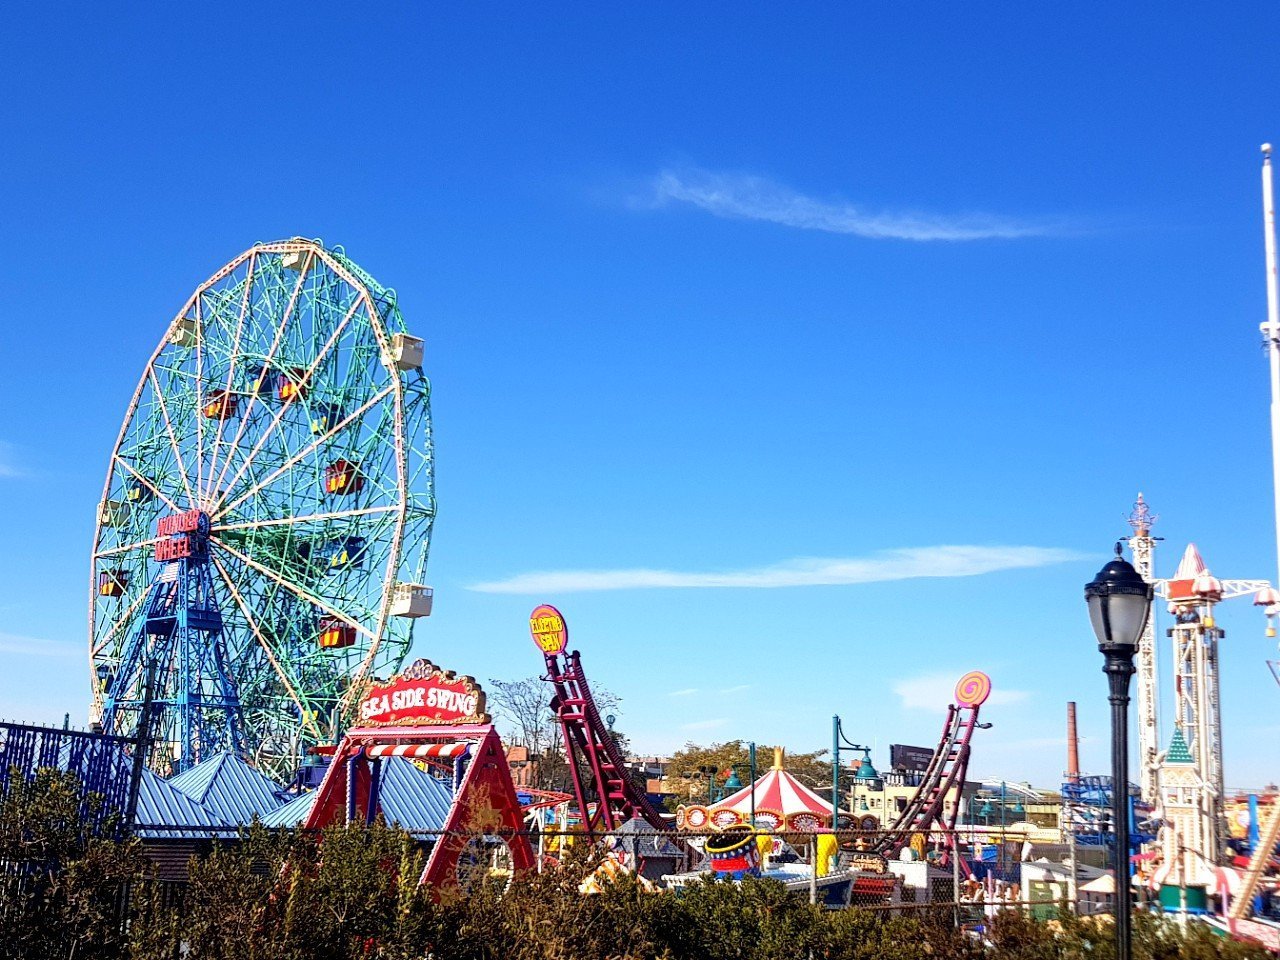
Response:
99,509,245,774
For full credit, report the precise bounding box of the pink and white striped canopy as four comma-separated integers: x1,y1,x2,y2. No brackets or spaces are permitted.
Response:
709,762,833,820
365,742,471,760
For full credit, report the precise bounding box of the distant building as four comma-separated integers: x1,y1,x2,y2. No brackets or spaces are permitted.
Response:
843,751,981,831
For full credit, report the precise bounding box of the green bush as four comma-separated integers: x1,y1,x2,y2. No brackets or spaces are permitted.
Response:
0,768,151,960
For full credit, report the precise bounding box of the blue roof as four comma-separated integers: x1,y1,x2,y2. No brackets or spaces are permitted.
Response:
168,752,286,823
379,757,453,831
46,731,225,837
136,768,229,838
257,758,453,831
260,789,317,827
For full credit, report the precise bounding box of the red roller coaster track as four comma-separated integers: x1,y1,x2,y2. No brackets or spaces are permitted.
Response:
542,648,668,835
873,696,983,857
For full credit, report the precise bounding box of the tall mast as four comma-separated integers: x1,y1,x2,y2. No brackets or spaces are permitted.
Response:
1263,144,1280,586
1128,493,1161,803
1216,144,1280,918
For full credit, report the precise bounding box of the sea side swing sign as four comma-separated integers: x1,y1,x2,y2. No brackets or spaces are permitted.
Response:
356,659,489,726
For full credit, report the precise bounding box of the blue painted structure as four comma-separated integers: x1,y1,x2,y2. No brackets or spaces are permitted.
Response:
0,720,135,831
100,511,244,774
1060,775,1154,870
0,719,238,839
135,768,230,838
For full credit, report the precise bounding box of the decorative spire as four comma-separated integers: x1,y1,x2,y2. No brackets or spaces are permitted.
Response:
1172,544,1207,580
772,746,785,771
1128,493,1158,538
1165,727,1194,765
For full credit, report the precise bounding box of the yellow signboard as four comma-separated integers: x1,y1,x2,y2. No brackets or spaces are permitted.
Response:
529,604,568,656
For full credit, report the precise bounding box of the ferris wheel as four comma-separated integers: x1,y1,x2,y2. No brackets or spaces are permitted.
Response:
89,238,435,778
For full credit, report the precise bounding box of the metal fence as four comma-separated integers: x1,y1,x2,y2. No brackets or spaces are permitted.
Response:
0,720,136,831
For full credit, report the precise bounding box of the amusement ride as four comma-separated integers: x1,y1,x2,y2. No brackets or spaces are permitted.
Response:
89,238,436,779
54,143,1280,917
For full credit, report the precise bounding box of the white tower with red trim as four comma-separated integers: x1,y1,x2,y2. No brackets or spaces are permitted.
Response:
1156,544,1269,872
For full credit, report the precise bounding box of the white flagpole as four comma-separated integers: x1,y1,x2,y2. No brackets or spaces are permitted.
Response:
1233,144,1280,922
1263,143,1280,587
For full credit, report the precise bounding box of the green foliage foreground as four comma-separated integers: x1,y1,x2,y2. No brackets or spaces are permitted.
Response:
0,770,1272,960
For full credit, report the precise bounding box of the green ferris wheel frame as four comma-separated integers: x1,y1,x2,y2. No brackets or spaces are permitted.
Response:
89,238,436,778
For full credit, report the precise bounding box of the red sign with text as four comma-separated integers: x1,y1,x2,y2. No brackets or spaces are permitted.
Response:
356,659,489,727
157,509,203,537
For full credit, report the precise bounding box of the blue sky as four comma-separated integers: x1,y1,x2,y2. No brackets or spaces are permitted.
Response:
3,2,1280,789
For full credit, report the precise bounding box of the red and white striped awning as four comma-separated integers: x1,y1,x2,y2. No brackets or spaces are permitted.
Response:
365,742,471,760
710,750,833,821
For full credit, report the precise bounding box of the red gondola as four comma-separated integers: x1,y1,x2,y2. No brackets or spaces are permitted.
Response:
318,618,356,649
324,460,364,496
202,389,237,420
277,367,307,402
98,569,128,597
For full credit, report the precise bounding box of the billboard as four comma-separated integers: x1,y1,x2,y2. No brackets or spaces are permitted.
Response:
890,744,934,773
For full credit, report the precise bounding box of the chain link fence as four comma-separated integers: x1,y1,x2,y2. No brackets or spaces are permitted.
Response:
122,821,1085,922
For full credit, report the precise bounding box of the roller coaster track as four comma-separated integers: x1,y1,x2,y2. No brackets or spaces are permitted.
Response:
543,649,668,836
1227,660,1280,920
872,699,982,856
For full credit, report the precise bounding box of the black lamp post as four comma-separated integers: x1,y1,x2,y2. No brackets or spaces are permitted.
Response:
1084,544,1153,960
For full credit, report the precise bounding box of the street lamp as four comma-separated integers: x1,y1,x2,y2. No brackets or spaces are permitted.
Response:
1085,544,1153,960
697,764,719,802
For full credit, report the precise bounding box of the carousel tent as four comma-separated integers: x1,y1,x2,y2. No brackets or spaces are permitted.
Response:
706,748,833,829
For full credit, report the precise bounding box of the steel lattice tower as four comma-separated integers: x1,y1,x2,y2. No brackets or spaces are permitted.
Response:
100,510,245,773
1154,544,1268,882
1127,494,1162,804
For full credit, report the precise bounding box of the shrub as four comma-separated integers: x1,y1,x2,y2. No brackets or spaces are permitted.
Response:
0,767,152,960
2,773,1273,960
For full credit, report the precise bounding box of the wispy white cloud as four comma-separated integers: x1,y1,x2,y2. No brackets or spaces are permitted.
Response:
892,673,1029,711
0,631,78,658
638,167,1070,242
469,545,1082,594
0,443,27,479
669,688,700,698
719,684,752,695
682,718,729,732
